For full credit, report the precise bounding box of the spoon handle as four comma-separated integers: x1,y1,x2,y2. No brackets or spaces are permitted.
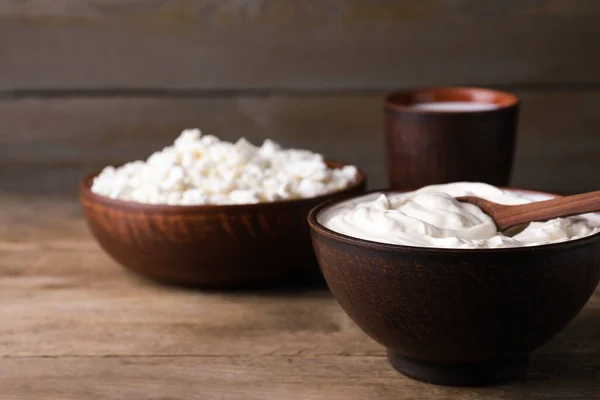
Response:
496,190,600,229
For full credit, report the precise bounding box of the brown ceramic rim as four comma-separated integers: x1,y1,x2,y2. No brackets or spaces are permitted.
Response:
385,87,519,115
79,160,367,214
308,188,600,254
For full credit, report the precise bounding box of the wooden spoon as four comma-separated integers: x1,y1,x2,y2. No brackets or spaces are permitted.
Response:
456,191,600,234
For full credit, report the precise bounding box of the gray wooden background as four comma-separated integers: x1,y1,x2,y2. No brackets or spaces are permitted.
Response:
2,0,600,196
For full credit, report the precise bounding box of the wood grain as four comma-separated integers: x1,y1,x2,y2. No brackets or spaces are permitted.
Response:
1,0,599,90
1,353,599,400
2,91,600,195
1,198,599,398
0,204,377,357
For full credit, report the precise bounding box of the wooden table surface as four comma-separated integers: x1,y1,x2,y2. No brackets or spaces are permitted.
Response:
2,196,599,400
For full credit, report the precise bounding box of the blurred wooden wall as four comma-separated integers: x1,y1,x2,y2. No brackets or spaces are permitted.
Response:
1,0,600,195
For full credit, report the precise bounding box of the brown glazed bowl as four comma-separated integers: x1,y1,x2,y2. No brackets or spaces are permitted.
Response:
308,189,600,386
80,161,366,288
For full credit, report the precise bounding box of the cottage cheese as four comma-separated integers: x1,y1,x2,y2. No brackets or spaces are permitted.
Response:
91,129,359,205
319,182,600,249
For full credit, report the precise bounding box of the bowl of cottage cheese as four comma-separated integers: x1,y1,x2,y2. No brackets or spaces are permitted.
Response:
80,128,366,287
308,182,600,386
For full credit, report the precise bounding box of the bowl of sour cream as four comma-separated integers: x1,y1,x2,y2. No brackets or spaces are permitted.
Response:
308,182,600,386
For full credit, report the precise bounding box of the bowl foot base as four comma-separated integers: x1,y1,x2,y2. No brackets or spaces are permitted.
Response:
386,349,528,386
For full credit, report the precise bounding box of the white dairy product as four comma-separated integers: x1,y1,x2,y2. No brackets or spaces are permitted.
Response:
411,102,498,112
319,182,600,249
91,129,359,205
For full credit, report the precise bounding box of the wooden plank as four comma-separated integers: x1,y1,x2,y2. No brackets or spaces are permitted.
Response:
2,91,600,194
0,196,379,357
1,0,600,90
0,254,379,357
0,259,378,358
0,354,599,400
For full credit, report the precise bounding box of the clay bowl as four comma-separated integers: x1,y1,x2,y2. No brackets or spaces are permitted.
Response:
308,189,600,386
80,161,366,288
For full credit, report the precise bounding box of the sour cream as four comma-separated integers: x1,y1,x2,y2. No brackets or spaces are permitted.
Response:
319,182,600,249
